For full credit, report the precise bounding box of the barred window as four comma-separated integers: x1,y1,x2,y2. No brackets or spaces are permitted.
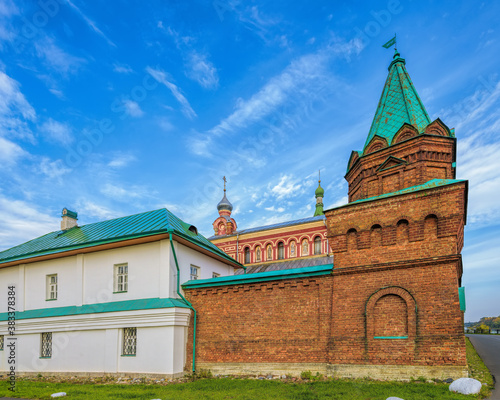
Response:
46,274,57,300
212,272,220,278
0,335,4,350
122,327,137,356
41,332,52,358
114,264,128,292
190,265,199,280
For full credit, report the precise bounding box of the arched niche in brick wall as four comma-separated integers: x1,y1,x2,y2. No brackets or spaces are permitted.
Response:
424,214,438,240
346,228,358,251
370,224,382,248
391,123,419,145
364,136,388,155
396,219,409,244
365,286,417,340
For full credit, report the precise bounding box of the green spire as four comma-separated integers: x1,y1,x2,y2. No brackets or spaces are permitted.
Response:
363,50,431,152
313,170,324,216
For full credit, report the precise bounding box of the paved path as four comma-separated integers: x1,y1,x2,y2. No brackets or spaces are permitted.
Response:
467,334,500,399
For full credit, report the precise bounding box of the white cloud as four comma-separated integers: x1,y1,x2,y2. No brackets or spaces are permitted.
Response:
108,153,136,168
35,37,86,75
264,205,285,212
39,157,71,179
123,100,144,117
160,26,219,90
113,63,134,74
40,118,73,145
0,70,36,142
0,197,58,251
452,79,500,226
0,137,27,165
65,0,116,47
76,200,120,221
186,52,219,89
0,70,36,120
146,66,197,119
270,175,302,200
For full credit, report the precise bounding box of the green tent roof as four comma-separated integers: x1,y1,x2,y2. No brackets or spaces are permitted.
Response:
363,51,431,151
0,208,240,266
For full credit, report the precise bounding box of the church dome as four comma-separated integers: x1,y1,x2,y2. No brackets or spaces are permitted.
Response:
315,182,324,197
217,193,233,213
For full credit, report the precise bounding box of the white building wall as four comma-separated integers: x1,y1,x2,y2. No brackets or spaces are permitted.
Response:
0,235,235,376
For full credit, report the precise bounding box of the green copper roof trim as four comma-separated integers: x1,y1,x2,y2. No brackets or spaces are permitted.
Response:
0,208,241,268
324,179,466,213
0,297,190,322
459,287,466,312
363,53,431,153
374,336,408,339
183,264,333,289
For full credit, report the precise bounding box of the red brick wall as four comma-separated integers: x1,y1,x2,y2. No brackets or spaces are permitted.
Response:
346,132,456,202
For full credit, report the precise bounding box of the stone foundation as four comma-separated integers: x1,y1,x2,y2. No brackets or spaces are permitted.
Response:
195,362,468,381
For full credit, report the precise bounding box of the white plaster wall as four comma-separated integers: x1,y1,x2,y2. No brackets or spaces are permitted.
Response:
171,241,235,297
0,308,191,375
0,266,20,312
83,242,162,304
24,257,78,310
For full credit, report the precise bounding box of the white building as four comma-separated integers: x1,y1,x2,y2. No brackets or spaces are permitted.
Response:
0,208,241,378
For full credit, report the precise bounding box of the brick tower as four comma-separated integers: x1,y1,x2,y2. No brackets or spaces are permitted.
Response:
324,50,468,378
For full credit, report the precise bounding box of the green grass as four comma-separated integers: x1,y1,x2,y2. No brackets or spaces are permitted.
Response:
0,377,485,400
466,337,495,398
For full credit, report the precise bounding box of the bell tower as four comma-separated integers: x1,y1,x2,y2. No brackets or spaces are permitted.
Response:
212,176,237,236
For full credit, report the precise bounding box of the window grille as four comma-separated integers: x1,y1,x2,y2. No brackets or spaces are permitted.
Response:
122,327,137,356
46,274,57,300
190,265,199,280
115,264,128,292
41,332,52,358
0,335,4,350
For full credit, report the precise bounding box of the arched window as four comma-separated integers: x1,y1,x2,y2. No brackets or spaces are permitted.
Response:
255,246,261,262
218,223,226,236
244,247,250,264
314,236,322,255
289,241,296,257
302,239,309,256
267,245,273,261
278,242,284,259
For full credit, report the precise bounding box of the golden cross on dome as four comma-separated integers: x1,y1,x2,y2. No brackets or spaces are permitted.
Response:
223,176,227,192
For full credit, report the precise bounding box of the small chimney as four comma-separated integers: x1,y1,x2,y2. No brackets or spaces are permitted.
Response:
61,208,78,230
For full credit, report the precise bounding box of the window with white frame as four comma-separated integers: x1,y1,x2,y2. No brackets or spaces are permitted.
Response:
46,274,57,300
0,335,4,350
41,332,52,358
114,263,128,293
212,272,220,278
122,327,137,356
190,265,200,280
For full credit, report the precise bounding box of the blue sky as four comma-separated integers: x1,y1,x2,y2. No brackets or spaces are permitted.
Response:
0,0,499,322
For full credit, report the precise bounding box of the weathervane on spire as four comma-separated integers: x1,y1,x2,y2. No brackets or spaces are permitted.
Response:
318,169,321,183
382,33,397,51
223,176,227,193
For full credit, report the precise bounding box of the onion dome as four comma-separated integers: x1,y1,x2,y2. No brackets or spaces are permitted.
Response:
217,192,233,213
315,181,324,197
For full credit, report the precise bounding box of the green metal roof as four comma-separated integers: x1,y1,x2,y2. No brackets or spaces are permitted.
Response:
363,51,431,152
0,297,189,322
0,208,240,266
182,264,333,289
324,179,466,212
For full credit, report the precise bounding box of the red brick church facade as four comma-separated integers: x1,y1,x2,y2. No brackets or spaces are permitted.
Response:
183,50,468,380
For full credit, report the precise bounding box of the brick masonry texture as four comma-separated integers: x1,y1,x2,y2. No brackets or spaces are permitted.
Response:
187,120,467,379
